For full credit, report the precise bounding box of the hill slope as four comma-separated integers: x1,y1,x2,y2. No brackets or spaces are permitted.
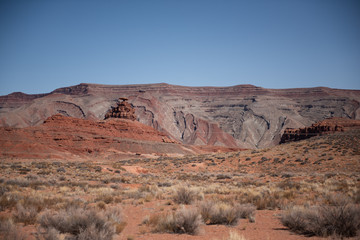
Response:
1,83,359,148
0,114,194,160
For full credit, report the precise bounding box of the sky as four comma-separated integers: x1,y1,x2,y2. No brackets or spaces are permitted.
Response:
0,0,359,95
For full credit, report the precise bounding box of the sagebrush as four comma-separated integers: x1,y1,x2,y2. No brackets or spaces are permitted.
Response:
152,207,203,235
38,206,123,240
281,197,360,237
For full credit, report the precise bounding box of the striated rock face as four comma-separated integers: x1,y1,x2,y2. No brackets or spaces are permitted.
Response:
0,114,241,160
280,117,360,143
104,98,136,120
1,83,360,148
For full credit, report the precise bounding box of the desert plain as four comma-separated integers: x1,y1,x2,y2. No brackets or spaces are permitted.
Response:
0,84,359,240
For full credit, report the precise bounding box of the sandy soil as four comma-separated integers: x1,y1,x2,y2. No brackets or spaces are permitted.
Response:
117,201,326,240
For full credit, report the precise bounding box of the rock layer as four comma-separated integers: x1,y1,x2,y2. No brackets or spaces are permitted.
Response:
104,98,136,120
1,83,359,148
0,114,185,160
280,117,360,143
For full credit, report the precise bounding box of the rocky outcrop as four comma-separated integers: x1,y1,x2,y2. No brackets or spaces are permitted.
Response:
0,114,188,160
280,117,360,143
1,83,359,148
104,98,136,120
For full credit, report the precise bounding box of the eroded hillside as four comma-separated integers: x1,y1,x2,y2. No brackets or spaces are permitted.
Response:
1,83,359,148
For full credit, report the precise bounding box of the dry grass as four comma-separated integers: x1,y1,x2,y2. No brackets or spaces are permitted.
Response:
199,200,255,225
281,196,360,237
0,217,28,240
38,205,123,240
13,202,38,225
0,129,358,239
172,186,199,205
152,206,203,235
0,193,18,211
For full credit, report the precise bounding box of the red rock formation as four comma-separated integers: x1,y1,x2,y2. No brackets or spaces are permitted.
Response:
280,117,360,143
104,98,136,120
0,114,184,160
1,83,359,148
0,114,241,160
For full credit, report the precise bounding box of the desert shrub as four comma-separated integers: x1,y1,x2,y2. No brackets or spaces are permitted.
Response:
94,166,102,172
57,198,85,211
97,201,106,210
111,163,126,171
281,198,360,237
77,224,114,240
95,194,114,204
354,189,360,204
36,227,60,240
173,186,197,205
281,172,294,178
238,191,280,210
254,194,279,210
19,196,44,211
158,182,172,187
13,195,63,219
235,203,256,222
57,167,66,173
13,203,38,225
153,207,202,235
199,200,255,225
0,185,8,196
0,217,27,240
5,178,29,187
0,194,18,211
59,176,66,181
123,189,144,200
281,206,319,236
115,222,127,234
277,180,301,190
200,201,237,225
216,174,232,180
6,177,48,189
104,206,123,224
137,184,162,200
38,206,123,240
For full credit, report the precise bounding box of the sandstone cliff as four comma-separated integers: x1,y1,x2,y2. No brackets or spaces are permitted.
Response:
104,98,136,120
280,117,360,143
1,83,359,148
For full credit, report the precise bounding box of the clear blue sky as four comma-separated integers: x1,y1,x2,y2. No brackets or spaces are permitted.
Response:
0,0,359,95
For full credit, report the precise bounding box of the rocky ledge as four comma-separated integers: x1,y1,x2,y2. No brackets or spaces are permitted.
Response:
280,117,360,143
104,97,136,120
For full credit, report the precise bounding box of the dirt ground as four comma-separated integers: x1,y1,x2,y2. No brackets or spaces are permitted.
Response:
0,129,359,240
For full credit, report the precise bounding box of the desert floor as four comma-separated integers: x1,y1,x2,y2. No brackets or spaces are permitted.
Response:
1,130,359,240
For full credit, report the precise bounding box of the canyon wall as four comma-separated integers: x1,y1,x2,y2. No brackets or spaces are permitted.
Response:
1,83,359,148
